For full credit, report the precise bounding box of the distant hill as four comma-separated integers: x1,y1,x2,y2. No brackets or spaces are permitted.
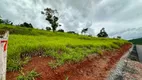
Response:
129,38,142,44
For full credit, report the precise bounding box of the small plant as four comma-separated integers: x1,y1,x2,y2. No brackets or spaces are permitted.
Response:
48,60,61,69
65,76,69,80
7,59,22,71
22,57,31,65
17,70,40,80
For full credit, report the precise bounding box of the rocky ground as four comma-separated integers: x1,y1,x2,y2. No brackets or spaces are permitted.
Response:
108,45,142,80
123,45,142,80
123,59,142,80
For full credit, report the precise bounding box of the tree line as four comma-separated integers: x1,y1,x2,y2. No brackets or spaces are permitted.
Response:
0,16,33,28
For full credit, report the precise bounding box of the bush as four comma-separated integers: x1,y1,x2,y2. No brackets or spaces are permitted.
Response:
17,70,40,80
20,22,33,28
46,27,51,31
57,29,64,32
97,28,108,37
67,31,76,34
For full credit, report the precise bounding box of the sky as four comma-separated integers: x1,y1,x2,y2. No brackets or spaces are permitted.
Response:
0,0,142,40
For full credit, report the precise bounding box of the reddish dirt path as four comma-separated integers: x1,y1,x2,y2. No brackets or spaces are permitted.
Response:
7,44,131,80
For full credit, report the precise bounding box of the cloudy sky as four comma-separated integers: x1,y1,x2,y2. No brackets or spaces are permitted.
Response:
0,0,142,40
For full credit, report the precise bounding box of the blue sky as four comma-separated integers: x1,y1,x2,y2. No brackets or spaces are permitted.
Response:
0,0,142,39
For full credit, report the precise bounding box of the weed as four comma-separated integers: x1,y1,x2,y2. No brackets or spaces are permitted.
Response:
17,70,40,80
65,76,69,80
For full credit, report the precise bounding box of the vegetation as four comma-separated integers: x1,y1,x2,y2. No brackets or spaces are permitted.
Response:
0,24,129,71
117,36,121,39
129,38,142,44
97,28,108,37
81,28,88,34
19,22,33,28
57,29,64,32
0,16,2,23
17,70,40,80
67,31,76,34
0,16,13,25
41,8,60,32
46,27,51,31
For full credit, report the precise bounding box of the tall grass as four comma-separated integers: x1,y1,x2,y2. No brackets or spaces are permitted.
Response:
0,24,129,71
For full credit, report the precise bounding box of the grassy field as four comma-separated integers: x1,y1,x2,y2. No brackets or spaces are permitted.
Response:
0,24,129,71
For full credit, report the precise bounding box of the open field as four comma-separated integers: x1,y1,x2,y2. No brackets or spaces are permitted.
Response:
0,24,130,80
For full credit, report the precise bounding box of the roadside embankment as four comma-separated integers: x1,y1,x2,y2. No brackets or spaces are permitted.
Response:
108,45,142,80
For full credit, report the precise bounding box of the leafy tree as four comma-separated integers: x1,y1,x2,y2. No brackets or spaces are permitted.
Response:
46,27,51,31
0,16,13,25
88,35,92,37
117,36,121,39
97,28,108,37
81,28,88,34
67,31,76,34
3,19,13,25
41,8,60,32
0,16,3,24
57,29,64,32
20,22,33,28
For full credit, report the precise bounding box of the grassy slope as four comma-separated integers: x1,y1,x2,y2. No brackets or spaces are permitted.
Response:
129,38,142,44
0,24,129,71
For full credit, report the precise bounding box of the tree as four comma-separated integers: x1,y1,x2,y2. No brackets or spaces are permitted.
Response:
0,16,13,25
0,16,3,24
117,36,121,39
46,27,51,31
81,28,88,34
3,19,13,25
67,31,76,34
41,8,59,32
20,22,33,28
88,35,92,37
57,29,64,32
97,28,108,37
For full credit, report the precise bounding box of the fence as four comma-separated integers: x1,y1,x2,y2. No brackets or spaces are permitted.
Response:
0,31,9,80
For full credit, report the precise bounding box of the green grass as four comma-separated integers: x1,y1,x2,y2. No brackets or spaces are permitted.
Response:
17,70,40,80
0,24,129,71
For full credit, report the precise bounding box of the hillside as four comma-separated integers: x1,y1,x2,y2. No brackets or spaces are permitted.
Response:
129,38,142,44
0,24,130,80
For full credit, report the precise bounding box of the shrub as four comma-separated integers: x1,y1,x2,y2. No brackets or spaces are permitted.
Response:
17,70,40,80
